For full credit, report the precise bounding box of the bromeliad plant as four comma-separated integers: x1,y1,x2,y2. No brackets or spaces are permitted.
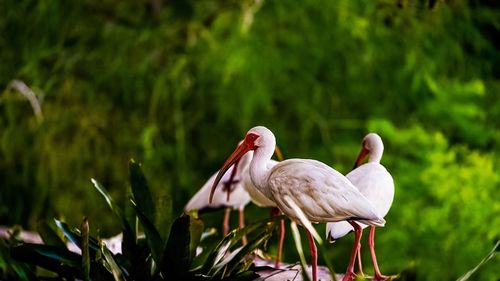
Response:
8,160,280,281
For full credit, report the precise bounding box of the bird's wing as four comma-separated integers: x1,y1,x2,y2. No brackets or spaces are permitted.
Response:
184,165,250,212
346,163,395,217
268,159,384,226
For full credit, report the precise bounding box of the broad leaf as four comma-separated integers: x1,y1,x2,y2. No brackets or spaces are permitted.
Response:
160,215,191,279
156,192,173,242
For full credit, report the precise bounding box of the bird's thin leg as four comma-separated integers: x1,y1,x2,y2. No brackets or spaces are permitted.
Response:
223,207,231,236
305,230,318,281
275,218,285,268
368,226,388,280
238,209,247,245
343,221,363,281
356,245,365,277
270,207,284,268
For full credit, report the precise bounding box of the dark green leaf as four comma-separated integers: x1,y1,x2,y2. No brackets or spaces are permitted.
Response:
160,215,191,279
156,192,173,242
91,179,137,259
54,219,81,251
54,219,100,252
129,159,156,224
10,243,81,277
130,199,164,264
36,220,66,248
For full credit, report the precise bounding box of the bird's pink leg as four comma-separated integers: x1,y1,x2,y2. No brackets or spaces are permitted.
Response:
368,226,388,280
275,218,285,268
223,207,231,236
343,221,363,281
305,230,318,281
238,209,248,245
270,207,284,268
356,246,365,277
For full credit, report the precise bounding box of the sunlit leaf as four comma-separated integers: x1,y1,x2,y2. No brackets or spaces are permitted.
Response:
101,245,125,281
36,221,66,248
290,222,311,281
187,210,204,262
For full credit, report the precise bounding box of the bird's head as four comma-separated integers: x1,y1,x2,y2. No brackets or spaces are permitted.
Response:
353,133,384,169
209,126,277,203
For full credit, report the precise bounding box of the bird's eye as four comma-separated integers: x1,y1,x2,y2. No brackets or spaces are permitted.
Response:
245,133,259,146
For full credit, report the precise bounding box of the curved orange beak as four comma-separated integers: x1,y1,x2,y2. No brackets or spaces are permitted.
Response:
353,146,369,170
209,142,251,204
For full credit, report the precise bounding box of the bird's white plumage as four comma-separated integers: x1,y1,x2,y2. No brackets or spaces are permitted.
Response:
326,133,395,240
267,159,385,225
184,151,253,212
241,160,278,207
244,126,385,227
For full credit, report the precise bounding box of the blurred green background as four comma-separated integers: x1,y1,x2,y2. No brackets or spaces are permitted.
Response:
1,0,499,280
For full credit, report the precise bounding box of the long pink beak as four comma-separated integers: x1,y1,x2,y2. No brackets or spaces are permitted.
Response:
209,142,251,204
353,146,369,169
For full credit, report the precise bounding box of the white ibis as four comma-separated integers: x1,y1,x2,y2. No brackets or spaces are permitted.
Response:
326,133,395,281
185,149,253,242
209,126,385,281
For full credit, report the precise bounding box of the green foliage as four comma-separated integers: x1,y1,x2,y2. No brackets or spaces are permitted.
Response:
0,0,499,280
6,161,278,280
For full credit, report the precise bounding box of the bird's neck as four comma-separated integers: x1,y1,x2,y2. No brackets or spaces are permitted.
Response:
249,145,274,198
369,146,383,163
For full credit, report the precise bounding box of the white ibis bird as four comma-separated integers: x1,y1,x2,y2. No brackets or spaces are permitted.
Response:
209,126,385,281
185,149,253,242
326,133,395,281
